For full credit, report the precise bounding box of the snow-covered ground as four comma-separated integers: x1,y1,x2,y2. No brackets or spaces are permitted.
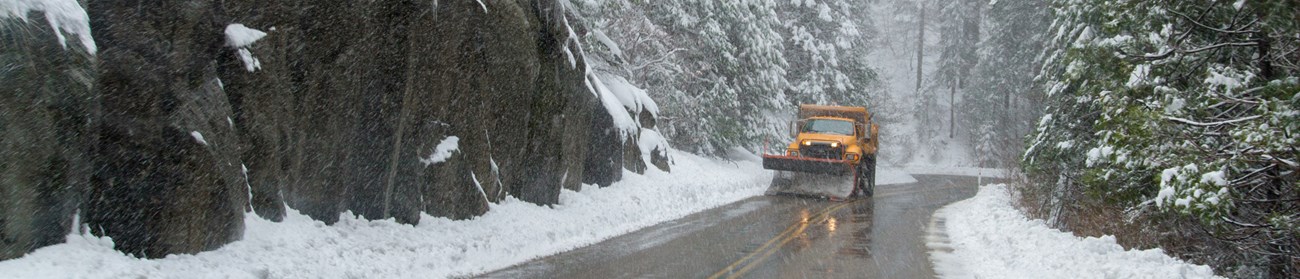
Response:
927,184,1221,279
0,150,772,278
876,165,919,185
8,150,1207,279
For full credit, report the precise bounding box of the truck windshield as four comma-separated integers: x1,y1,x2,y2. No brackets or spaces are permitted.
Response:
802,119,854,136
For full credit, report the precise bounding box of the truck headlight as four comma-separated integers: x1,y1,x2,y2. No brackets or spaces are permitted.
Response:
802,140,812,146
787,149,799,156
830,142,839,148
846,153,859,161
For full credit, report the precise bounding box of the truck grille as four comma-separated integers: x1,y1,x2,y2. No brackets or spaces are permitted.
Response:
801,143,842,160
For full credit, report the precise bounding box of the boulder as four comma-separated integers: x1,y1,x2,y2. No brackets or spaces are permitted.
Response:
85,0,247,258
0,14,96,260
584,108,624,187
214,0,295,222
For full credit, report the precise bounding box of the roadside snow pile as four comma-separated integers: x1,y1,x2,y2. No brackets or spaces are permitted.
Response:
0,150,769,278
928,184,1220,279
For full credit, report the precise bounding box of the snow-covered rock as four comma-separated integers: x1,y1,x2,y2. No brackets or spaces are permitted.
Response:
224,23,267,72
1,0,95,53
0,151,769,278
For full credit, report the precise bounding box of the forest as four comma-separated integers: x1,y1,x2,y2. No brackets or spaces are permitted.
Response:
1,0,1296,277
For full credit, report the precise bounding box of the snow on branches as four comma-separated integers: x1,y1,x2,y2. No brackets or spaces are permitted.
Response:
1025,0,1299,275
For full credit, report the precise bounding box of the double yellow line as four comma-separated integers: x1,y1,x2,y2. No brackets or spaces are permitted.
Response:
707,202,854,279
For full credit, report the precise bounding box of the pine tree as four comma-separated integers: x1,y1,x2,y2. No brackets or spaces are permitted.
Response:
912,0,982,161
1025,0,1299,276
577,0,881,155
963,0,1050,167
779,0,877,108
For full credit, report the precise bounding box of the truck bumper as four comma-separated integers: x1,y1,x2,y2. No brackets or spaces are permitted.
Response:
761,155,854,175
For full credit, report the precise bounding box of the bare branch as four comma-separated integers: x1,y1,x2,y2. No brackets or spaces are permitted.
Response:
1169,9,1258,35
1182,41,1260,54
1164,115,1261,126
627,48,686,72
1223,216,1271,228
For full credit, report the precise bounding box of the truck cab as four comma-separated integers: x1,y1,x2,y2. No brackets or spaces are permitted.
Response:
787,117,866,163
763,104,880,198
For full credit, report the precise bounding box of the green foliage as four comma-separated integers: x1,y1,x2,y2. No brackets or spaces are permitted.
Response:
1026,0,1300,275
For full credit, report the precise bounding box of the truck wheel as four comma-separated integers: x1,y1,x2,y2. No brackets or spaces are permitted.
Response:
864,155,876,197
854,167,867,198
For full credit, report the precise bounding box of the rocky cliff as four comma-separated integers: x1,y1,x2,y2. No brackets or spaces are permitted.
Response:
1,0,667,259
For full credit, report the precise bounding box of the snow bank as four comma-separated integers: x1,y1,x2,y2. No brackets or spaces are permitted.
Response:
928,184,1220,279
0,150,770,279
1,0,95,53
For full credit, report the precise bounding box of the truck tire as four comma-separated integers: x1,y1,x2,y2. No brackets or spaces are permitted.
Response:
868,155,878,192
857,155,875,197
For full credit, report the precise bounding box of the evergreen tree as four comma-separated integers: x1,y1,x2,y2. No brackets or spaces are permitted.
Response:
577,0,881,155
1025,0,1299,276
913,0,982,161
963,0,1051,167
779,0,878,108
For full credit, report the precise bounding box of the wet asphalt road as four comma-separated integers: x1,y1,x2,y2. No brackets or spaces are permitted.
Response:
478,175,985,279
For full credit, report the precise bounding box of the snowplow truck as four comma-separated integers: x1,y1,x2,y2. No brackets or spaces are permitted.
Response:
763,104,879,199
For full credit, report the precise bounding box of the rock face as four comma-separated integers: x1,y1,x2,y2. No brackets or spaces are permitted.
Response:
584,110,625,187
1,0,666,260
0,13,96,260
214,0,296,222
84,0,248,258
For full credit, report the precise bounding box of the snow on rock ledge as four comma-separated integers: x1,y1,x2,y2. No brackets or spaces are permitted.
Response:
598,73,658,118
1,0,96,54
928,184,1220,279
588,73,638,135
224,23,268,72
419,136,460,166
224,23,266,47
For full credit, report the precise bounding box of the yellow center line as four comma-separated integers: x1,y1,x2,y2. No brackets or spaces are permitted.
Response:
726,202,851,279
708,201,853,279
706,204,833,279
707,183,976,278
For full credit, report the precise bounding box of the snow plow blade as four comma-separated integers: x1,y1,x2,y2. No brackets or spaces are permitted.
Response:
762,155,856,199
762,155,853,175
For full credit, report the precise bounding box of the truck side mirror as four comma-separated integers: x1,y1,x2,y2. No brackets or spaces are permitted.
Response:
789,121,799,138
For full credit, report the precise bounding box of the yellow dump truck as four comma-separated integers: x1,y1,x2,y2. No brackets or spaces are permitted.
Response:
763,104,879,199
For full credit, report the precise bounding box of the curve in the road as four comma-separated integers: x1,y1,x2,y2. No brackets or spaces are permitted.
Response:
478,175,987,279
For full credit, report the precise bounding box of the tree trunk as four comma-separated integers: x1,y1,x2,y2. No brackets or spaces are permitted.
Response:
950,80,956,139
915,2,925,93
